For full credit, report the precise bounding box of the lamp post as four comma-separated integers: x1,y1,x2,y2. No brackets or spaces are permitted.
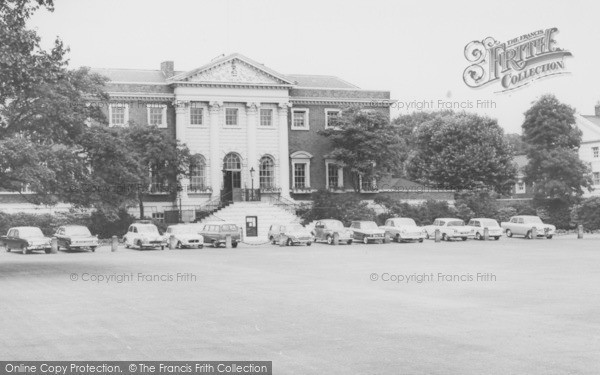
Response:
250,167,255,201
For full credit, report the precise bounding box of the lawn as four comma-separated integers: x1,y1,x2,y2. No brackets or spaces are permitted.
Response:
1,235,599,374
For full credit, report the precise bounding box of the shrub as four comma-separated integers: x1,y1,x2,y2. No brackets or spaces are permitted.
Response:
302,190,376,226
89,208,136,238
0,211,90,236
454,190,499,219
374,197,457,226
570,197,600,231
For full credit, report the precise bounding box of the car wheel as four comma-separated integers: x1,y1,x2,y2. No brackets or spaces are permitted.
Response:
461,237,467,241
326,235,333,245
546,235,553,239
525,230,533,239
136,240,143,249
161,246,165,250
494,236,500,240
395,234,401,243
232,242,238,248
363,237,369,244
286,238,293,246
176,241,183,249
6,247,10,252
442,233,448,241
22,246,29,254
212,240,219,248
347,240,353,245
45,249,51,254
425,232,430,240
419,238,424,243
306,242,312,246
270,236,275,245
505,229,513,238
475,232,482,240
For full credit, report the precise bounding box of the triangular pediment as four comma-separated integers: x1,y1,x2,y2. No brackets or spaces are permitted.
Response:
577,114,600,142
171,54,294,86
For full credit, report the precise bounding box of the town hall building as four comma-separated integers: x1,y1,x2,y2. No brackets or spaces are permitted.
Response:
91,53,392,221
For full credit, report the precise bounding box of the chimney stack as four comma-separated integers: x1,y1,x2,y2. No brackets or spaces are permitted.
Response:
161,61,174,78
595,102,600,117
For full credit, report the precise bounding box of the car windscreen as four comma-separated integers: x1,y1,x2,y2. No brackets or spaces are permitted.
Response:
19,228,44,237
523,217,543,224
326,221,343,229
171,226,197,234
447,221,464,227
65,227,92,236
479,220,499,227
395,219,416,226
361,222,379,230
287,224,304,232
221,224,238,231
137,226,159,234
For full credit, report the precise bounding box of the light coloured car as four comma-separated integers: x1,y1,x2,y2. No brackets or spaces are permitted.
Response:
200,222,241,248
54,225,99,251
379,217,425,243
423,218,476,241
123,221,167,250
1,226,52,254
467,218,503,240
165,224,204,249
349,221,386,244
501,215,555,239
312,219,354,245
268,223,313,246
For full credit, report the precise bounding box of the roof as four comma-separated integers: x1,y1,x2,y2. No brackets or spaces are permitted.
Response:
90,53,361,89
436,218,463,221
581,115,600,127
286,74,359,89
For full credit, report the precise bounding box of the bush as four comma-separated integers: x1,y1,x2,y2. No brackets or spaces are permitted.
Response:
570,197,600,231
89,208,136,238
0,211,90,237
454,190,499,219
302,190,376,226
374,197,457,226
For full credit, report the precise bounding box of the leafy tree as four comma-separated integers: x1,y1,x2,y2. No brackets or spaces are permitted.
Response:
570,197,600,231
454,190,499,219
319,106,404,191
522,94,592,200
122,125,192,219
406,111,516,194
505,133,528,155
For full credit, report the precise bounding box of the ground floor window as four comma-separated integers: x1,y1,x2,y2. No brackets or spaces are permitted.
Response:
516,181,526,193
593,172,600,186
190,155,207,190
326,161,343,189
294,163,307,188
151,212,164,223
259,156,275,188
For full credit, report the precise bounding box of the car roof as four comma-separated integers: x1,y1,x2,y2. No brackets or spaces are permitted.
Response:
320,219,342,223
63,225,89,228
470,218,497,221
436,218,462,221
513,215,538,218
203,221,237,226
10,226,41,230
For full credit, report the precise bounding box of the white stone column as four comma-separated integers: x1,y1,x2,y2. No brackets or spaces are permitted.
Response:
278,102,291,197
246,102,259,192
175,101,189,205
209,101,223,199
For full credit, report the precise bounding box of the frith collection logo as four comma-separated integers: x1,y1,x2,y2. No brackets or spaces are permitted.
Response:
463,27,572,92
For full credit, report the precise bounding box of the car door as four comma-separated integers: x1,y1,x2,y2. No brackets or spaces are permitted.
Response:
515,217,526,235
55,227,66,247
4,229,15,248
314,222,323,240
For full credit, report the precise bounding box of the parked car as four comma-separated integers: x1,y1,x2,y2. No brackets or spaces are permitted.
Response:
501,215,555,239
312,219,354,245
1,226,52,254
123,221,167,250
467,218,503,240
200,222,241,248
423,218,475,241
54,225,98,251
165,224,204,249
349,221,386,244
268,223,313,246
379,217,425,243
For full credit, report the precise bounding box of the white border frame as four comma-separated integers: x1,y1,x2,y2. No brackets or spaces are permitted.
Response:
146,104,167,128
109,103,129,127
291,108,310,131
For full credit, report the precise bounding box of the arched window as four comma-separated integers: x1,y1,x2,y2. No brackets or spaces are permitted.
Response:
189,155,206,191
259,156,275,188
223,153,241,170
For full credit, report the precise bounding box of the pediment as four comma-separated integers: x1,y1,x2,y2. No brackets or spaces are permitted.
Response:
172,54,294,86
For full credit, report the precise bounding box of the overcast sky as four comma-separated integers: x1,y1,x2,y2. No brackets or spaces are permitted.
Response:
29,0,600,133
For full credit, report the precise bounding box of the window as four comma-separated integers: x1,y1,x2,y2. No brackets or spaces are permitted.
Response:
147,104,167,128
190,155,206,191
152,212,165,223
292,109,309,130
259,156,275,188
225,108,238,126
294,163,307,188
516,181,526,193
326,161,343,189
325,109,341,129
149,164,167,193
109,104,128,126
190,103,204,125
223,153,241,170
593,147,599,158
593,172,600,185
260,109,273,126
359,175,377,191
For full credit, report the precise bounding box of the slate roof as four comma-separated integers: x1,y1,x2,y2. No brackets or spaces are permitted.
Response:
581,115,600,127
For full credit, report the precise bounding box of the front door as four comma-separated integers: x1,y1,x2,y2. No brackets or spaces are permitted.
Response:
222,171,242,202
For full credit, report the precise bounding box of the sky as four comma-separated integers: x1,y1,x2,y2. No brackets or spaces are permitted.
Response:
28,0,600,134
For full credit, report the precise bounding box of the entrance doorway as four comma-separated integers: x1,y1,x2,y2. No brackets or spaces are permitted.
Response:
222,153,242,202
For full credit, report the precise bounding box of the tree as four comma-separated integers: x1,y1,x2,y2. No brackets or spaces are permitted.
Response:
522,94,592,200
505,133,528,155
318,106,404,191
570,197,600,231
302,190,376,226
406,111,516,194
122,125,192,219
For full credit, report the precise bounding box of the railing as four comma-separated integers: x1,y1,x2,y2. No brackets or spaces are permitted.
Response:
242,188,261,201
269,194,303,215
